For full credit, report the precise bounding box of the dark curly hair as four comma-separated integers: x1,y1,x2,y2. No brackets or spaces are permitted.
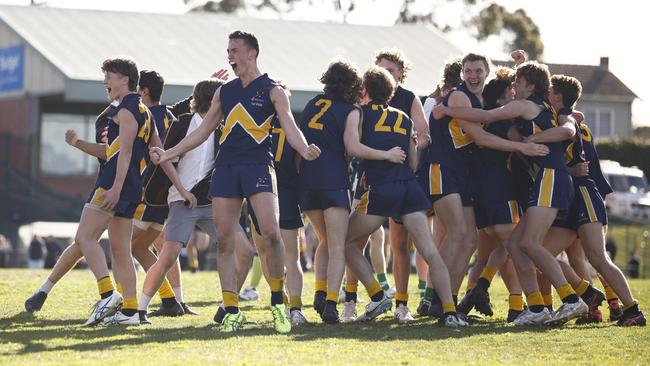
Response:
482,67,515,109
516,61,551,100
320,59,362,104
363,66,396,104
101,57,138,91
439,58,463,90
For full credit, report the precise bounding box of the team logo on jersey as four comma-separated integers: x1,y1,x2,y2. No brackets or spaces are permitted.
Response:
251,90,266,107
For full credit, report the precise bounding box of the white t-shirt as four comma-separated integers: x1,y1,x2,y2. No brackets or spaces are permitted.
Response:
422,97,437,122
167,113,215,203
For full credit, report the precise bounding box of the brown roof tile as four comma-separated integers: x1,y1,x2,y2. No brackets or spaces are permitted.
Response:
494,60,637,98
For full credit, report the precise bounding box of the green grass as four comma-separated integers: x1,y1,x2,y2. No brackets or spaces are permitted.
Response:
1,269,649,365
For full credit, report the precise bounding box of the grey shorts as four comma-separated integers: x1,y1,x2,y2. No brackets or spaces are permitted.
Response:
164,201,217,246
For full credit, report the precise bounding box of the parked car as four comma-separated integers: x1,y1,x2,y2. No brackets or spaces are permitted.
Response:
600,160,650,222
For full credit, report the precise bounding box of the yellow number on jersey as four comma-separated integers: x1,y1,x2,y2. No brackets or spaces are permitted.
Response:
372,104,407,135
271,127,286,162
307,98,332,130
449,119,472,148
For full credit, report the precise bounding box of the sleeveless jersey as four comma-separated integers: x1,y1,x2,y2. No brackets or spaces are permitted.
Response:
471,120,517,205
515,95,568,172
427,83,481,170
564,119,595,188
299,94,355,190
580,122,613,196
388,85,415,116
148,104,174,140
360,101,414,185
98,93,153,203
218,74,277,165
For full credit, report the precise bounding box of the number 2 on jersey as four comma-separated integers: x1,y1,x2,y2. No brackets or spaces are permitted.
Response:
307,98,332,130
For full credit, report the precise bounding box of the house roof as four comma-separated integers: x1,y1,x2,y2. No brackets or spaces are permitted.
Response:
0,5,462,99
494,60,637,98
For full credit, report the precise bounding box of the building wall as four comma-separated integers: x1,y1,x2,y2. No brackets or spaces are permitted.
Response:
0,21,65,98
577,97,633,138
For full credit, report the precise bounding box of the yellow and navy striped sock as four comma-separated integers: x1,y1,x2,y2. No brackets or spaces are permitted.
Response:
527,291,545,313
367,280,383,302
476,266,498,290
442,302,456,315
345,283,358,303
97,276,115,299
223,291,239,314
289,296,302,311
395,292,408,307
509,294,524,312
122,297,138,316
557,283,579,304
465,282,476,293
268,277,284,305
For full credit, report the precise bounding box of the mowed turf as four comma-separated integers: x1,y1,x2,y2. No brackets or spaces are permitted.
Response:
1,269,649,365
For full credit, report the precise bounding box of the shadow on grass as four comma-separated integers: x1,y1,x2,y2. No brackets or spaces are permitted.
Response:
2,310,559,357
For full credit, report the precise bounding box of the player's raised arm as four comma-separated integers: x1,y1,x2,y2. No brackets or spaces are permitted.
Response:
270,86,320,161
65,129,107,160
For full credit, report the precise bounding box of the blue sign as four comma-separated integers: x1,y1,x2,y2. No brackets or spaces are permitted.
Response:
0,44,25,93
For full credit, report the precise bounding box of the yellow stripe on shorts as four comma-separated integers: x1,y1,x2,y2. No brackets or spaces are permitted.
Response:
429,163,442,195
508,200,520,224
538,168,554,207
579,186,597,222
358,191,370,214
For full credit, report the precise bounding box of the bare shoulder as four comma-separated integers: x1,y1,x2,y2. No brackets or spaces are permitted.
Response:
447,90,471,107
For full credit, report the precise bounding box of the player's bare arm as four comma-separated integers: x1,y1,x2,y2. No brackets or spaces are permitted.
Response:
149,128,197,208
459,119,549,156
270,86,320,161
409,97,431,149
343,108,405,164
151,87,223,165
65,129,107,160
434,97,536,123
526,115,577,143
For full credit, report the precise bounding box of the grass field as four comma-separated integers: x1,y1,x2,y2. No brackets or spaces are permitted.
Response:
1,269,649,365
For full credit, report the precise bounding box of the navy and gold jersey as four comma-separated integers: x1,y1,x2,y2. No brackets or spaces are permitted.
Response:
96,93,153,203
580,122,613,197
148,104,174,140
388,85,415,116
299,94,356,190
270,116,296,172
515,95,568,172
426,83,481,169
360,101,414,185
470,120,517,205
563,119,596,188
217,74,278,165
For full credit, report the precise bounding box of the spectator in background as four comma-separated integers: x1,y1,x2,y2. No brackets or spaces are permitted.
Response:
0,234,11,268
605,234,618,262
28,235,47,269
44,236,63,269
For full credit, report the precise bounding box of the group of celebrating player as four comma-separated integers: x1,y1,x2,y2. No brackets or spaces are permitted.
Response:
24,29,645,333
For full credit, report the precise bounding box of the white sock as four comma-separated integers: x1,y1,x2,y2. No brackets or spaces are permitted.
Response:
139,293,153,311
173,287,184,303
39,279,55,294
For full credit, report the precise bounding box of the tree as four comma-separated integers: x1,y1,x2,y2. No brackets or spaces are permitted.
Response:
471,4,544,60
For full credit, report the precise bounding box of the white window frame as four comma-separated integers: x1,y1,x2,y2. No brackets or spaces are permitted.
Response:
584,107,615,138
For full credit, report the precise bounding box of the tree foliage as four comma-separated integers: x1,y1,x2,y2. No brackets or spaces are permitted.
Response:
187,0,544,59
472,3,544,60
